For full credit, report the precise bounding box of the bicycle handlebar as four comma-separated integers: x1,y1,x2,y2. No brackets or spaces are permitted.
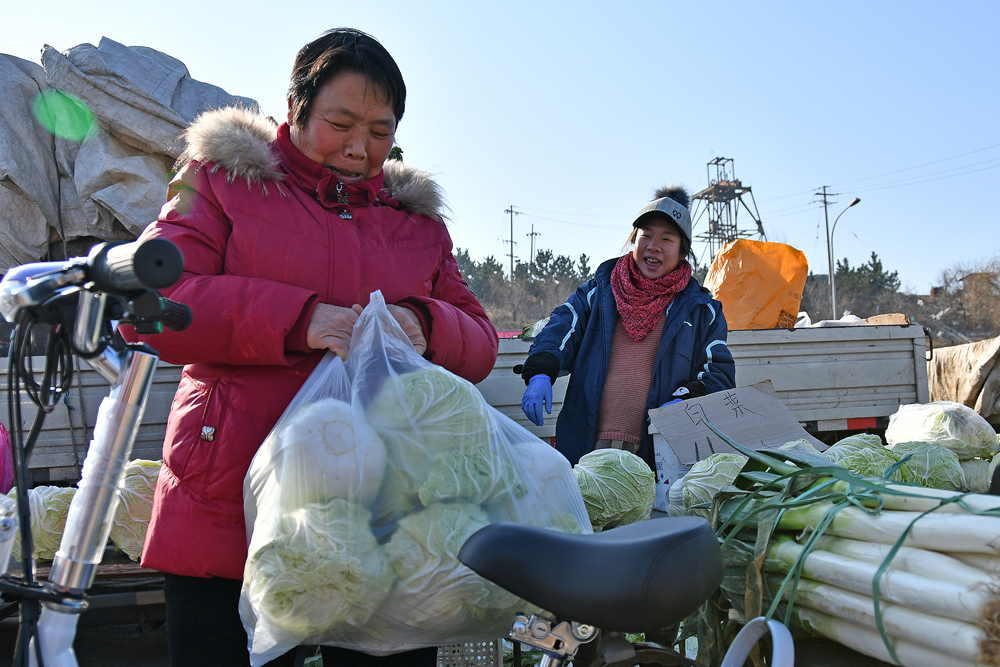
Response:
0,238,190,331
87,238,184,294
159,296,193,332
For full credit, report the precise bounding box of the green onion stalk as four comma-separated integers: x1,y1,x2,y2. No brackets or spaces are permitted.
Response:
675,417,1000,667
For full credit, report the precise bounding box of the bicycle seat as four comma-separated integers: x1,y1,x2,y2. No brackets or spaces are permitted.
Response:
458,516,723,635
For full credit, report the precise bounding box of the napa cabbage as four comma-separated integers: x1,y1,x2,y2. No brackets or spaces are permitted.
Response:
573,449,655,531
824,433,917,483
243,498,392,638
960,458,992,494
888,441,965,491
276,398,386,509
885,401,999,460
418,445,523,506
826,433,885,456
109,459,161,560
380,502,522,633
487,440,590,533
8,485,76,562
667,452,747,520
366,367,494,525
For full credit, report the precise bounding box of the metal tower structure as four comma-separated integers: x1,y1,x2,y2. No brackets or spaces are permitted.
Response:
691,157,766,262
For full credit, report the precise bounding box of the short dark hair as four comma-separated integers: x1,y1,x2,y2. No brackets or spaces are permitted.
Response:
287,28,406,128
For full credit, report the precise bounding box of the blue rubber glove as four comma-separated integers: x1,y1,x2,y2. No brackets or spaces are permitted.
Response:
659,398,683,408
521,375,552,427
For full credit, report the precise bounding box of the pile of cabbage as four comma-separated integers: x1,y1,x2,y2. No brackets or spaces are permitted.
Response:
6,485,76,562
885,401,1000,493
241,337,590,665
665,401,1000,518
1,459,162,563
107,459,162,560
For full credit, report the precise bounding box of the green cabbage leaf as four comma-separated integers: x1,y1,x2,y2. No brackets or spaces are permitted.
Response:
667,453,747,520
886,401,999,460
243,498,393,638
379,502,522,633
572,449,655,531
109,459,161,560
888,441,965,491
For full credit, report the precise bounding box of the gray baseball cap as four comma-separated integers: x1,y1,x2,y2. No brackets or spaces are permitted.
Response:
632,196,692,243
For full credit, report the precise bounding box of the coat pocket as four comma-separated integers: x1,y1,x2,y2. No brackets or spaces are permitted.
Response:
162,374,226,499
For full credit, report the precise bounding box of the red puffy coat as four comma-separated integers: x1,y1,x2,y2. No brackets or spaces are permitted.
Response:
127,108,497,579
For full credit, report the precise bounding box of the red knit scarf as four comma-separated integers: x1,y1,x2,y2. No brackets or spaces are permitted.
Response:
611,255,692,341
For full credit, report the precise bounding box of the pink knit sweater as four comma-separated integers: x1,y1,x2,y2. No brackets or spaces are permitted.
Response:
595,314,666,444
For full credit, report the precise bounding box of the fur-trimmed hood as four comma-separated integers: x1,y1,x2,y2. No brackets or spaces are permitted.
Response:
177,106,448,221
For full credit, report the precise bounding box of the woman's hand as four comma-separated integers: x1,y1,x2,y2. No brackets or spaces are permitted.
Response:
387,304,427,356
306,303,364,359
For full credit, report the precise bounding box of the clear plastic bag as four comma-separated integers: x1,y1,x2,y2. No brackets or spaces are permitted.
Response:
885,401,1000,461
240,291,590,665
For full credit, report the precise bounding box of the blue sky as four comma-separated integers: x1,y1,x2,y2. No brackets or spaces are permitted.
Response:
4,0,998,295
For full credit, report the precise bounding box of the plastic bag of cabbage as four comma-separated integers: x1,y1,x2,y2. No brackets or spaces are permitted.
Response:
240,291,590,666
885,401,999,460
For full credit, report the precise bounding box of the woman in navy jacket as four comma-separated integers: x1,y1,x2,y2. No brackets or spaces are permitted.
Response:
520,186,736,467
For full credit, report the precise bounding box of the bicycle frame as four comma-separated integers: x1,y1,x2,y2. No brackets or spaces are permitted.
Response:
0,239,187,667
459,521,795,667
507,610,697,667
27,341,160,667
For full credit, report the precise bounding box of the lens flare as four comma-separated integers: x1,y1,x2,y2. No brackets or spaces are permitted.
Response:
32,90,98,142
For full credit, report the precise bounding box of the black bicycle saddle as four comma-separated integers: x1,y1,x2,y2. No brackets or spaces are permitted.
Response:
458,516,723,635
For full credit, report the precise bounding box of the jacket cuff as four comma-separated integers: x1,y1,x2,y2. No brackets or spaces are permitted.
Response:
285,295,320,353
395,298,432,357
519,351,560,385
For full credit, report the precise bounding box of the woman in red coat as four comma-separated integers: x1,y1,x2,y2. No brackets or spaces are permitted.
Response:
126,28,497,667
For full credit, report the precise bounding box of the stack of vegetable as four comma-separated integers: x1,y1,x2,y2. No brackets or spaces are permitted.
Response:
6,485,76,562
2,459,162,564
241,353,590,666
108,459,162,560
667,402,1000,667
884,401,1000,493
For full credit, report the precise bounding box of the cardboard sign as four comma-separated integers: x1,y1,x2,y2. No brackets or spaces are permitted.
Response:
648,382,826,466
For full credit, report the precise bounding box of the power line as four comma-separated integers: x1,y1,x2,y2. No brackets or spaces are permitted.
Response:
515,205,625,219
843,160,1000,195
760,156,1000,221
758,140,1000,203
830,142,1000,188
519,212,624,230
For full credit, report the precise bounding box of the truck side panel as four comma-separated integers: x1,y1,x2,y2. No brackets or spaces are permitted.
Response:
3,325,929,481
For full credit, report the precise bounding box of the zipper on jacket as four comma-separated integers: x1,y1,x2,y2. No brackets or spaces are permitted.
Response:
336,181,352,218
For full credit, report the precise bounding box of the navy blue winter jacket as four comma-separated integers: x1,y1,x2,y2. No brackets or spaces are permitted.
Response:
522,258,736,466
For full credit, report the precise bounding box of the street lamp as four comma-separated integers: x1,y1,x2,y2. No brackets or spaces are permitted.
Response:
829,197,861,319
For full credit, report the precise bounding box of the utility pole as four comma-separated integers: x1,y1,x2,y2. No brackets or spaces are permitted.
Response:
815,185,837,320
526,224,541,264
503,205,522,280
